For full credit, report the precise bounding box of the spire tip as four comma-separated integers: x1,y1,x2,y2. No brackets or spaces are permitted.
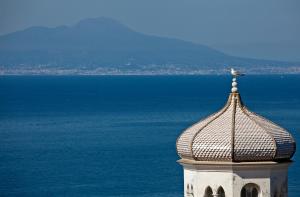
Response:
230,68,244,93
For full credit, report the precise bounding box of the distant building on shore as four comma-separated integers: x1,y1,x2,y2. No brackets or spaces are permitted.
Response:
176,71,296,197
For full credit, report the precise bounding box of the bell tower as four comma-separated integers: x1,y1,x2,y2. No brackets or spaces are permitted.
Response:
176,69,296,197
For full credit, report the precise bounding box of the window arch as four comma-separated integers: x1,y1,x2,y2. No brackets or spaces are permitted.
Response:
217,186,225,197
204,186,213,197
241,183,260,197
186,184,194,197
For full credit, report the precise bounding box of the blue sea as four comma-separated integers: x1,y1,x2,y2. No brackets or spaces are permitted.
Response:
0,75,299,197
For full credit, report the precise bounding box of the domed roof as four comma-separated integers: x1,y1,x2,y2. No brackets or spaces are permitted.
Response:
176,76,296,162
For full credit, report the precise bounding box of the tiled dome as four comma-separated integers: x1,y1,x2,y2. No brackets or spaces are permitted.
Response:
176,81,296,162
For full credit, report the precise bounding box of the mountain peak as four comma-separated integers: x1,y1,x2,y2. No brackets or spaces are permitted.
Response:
0,17,295,74
74,17,130,31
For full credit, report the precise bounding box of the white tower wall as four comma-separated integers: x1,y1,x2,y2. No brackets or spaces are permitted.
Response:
180,160,291,197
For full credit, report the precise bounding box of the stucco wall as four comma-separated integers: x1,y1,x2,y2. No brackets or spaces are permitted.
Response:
181,162,290,197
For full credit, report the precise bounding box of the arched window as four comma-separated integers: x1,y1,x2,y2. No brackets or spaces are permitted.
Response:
204,186,213,197
186,184,194,197
217,186,225,197
241,183,260,197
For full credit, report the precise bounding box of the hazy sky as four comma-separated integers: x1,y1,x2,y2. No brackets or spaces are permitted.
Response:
0,0,299,61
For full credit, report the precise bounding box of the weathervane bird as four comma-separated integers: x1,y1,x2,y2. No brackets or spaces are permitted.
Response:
230,68,244,93
231,68,245,77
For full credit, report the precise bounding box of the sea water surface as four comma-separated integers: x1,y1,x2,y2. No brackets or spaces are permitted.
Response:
0,75,299,197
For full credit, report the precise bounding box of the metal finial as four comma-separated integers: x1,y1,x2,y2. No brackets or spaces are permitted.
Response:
230,68,245,93
231,77,238,93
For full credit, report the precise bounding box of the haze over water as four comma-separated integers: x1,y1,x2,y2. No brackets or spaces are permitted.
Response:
0,75,299,196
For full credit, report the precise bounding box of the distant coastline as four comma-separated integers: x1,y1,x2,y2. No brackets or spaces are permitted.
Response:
1,17,299,75
1,65,300,75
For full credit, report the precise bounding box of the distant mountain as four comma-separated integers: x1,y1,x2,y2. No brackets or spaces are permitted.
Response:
0,17,299,74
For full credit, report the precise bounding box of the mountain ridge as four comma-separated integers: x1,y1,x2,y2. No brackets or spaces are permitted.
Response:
0,17,299,75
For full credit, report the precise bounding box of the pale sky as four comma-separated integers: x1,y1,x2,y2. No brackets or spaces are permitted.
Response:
0,0,299,61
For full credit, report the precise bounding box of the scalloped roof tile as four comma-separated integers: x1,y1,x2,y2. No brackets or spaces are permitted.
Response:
176,93,296,162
